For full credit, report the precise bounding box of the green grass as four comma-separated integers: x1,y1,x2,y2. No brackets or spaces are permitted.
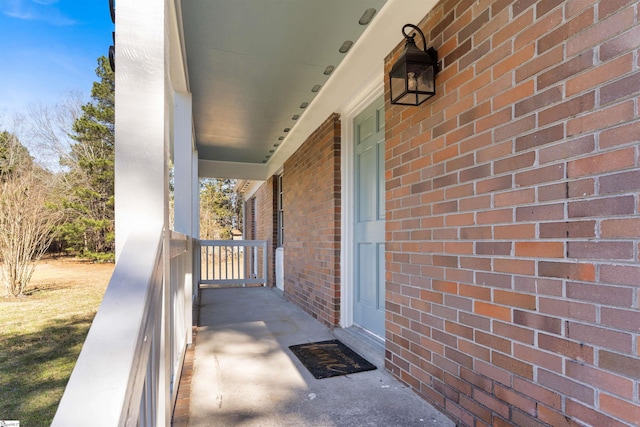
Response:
0,259,112,426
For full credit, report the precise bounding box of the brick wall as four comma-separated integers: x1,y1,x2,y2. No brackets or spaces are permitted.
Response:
283,113,341,327
250,176,276,287
245,196,255,240
384,1,640,426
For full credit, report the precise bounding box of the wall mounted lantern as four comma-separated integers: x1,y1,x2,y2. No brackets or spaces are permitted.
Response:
389,24,439,106
108,0,115,71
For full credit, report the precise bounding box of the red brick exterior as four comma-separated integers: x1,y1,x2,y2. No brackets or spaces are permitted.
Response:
282,114,341,327
243,1,639,424
384,1,640,426
247,176,276,287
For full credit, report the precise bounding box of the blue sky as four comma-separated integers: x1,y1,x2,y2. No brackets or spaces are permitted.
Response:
0,0,113,115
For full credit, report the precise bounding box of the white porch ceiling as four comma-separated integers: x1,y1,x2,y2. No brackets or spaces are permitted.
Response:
180,0,438,179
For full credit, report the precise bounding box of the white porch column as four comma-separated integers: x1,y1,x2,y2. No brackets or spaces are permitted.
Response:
173,91,196,343
114,0,170,425
192,150,200,298
114,0,170,257
173,91,195,237
192,150,200,238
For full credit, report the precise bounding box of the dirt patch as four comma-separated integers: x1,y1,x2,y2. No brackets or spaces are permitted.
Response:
0,256,114,300
27,256,114,293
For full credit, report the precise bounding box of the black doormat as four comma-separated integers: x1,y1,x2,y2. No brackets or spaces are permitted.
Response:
288,339,377,379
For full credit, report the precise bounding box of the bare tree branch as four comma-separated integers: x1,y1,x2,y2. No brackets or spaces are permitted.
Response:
0,167,62,297
19,92,84,172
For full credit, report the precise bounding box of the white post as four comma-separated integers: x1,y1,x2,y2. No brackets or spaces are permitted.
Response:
173,91,194,236
114,0,169,257
113,0,170,425
173,91,195,343
192,150,200,302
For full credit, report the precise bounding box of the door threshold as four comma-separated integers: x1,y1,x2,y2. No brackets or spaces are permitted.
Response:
333,325,385,369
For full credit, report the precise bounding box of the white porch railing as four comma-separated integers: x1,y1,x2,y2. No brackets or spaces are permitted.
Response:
168,230,193,400
52,227,193,427
199,240,268,287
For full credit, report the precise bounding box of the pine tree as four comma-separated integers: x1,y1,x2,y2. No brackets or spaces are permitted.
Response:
0,131,33,178
57,57,115,261
200,179,240,239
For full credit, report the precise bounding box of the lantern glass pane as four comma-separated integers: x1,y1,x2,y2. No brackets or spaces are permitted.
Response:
399,93,417,104
405,62,435,94
417,66,435,93
390,61,407,104
391,75,406,103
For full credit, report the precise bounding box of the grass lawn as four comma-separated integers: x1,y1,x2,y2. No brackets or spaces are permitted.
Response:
0,257,114,426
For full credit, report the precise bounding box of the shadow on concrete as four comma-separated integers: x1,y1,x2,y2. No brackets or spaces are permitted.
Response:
187,287,454,427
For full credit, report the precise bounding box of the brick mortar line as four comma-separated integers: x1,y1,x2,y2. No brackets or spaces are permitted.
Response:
171,299,200,426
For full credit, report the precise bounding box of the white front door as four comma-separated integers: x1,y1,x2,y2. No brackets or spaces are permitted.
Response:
353,96,385,338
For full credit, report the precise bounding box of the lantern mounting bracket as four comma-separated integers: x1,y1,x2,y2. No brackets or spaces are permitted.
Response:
389,23,440,106
402,24,427,53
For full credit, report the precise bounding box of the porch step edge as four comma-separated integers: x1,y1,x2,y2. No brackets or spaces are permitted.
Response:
332,326,385,369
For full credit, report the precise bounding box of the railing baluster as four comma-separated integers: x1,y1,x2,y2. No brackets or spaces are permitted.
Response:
52,229,192,426
205,245,210,281
230,245,234,281
198,240,268,287
236,246,241,284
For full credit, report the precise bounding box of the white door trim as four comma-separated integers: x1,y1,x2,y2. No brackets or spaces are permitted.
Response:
340,78,384,331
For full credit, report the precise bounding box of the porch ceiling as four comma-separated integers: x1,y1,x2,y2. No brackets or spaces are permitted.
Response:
181,0,437,180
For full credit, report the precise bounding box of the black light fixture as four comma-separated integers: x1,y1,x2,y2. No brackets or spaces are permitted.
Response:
389,24,439,106
108,0,115,71
109,33,115,72
109,0,115,23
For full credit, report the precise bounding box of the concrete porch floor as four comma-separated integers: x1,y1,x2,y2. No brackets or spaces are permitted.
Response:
173,286,454,427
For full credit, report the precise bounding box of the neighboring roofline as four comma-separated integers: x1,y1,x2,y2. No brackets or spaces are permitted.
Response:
237,180,263,200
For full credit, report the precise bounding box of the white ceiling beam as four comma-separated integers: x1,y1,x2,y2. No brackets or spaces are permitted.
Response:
199,159,269,180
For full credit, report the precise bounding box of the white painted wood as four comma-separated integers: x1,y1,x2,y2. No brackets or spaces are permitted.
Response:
171,90,195,357
192,151,200,238
52,226,164,426
199,159,269,180
199,240,268,287
173,91,194,236
168,0,189,94
240,179,266,201
53,230,193,427
168,231,192,408
97,0,178,424
114,0,169,258
276,247,285,291
191,151,200,308
172,92,195,345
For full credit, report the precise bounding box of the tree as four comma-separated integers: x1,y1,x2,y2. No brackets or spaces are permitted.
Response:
0,130,32,176
56,57,115,261
0,132,61,297
21,92,84,172
200,178,240,239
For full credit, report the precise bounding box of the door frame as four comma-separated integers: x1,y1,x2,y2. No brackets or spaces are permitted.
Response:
340,79,384,334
